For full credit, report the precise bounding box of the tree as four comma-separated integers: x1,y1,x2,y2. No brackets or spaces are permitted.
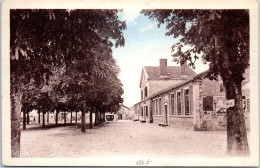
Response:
10,10,67,157
142,9,249,156
61,9,125,131
21,84,39,130
84,54,124,127
10,9,126,157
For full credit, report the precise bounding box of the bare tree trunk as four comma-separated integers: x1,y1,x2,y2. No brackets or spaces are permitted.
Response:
26,111,30,125
89,108,93,129
64,112,66,125
99,111,103,123
70,111,73,124
98,110,101,124
225,80,250,156
75,111,77,123
42,109,45,128
98,110,102,124
100,111,102,123
103,112,105,122
23,110,26,130
11,91,22,157
47,112,49,123
81,110,86,132
38,111,41,124
55,110,58,126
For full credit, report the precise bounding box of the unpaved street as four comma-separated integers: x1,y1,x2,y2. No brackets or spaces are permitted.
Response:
20,120,250,158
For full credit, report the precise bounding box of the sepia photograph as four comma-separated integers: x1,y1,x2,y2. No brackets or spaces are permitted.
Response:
1,0,259,166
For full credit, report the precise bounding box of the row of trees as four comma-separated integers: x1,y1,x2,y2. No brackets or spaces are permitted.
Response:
11,9,126,157
22,106,107,129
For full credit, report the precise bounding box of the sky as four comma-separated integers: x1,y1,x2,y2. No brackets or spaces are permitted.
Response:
112,10,209,108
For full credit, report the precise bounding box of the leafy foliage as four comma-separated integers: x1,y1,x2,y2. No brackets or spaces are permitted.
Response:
10,9,126,156
11,9,125,112
142,10,249,83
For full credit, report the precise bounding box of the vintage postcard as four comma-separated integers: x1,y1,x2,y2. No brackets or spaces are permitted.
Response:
1,0,259,166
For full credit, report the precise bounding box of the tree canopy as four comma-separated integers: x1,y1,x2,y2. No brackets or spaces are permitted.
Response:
142,10,249,83
10,9,126,157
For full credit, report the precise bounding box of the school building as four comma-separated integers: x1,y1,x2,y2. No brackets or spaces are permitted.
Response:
134,59,250,130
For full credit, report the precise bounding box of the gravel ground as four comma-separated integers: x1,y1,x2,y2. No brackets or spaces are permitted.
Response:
20,120,250,158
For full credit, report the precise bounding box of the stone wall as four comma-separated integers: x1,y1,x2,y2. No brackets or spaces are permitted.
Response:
168,115,194,127
201,112,250,131
152,115,163,124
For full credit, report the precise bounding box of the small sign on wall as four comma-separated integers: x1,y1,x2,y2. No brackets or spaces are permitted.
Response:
226,99,235,108
215,97,226,112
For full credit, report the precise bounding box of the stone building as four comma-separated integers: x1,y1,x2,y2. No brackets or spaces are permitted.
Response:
138,58,196,123
134,59,250,130
117,105,131,120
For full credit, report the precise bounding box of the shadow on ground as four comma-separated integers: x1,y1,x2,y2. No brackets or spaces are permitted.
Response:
21,122,110,131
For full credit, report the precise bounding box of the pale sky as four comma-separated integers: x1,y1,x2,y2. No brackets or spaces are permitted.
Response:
112,10,209,108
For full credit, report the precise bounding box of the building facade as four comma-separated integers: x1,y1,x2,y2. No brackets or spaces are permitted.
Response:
117,105,131,120
138,58,197,123
135,59,250,131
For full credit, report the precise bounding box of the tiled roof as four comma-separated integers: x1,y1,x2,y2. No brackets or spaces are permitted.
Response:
150,68,250,98
149,70,209,98
120,104,130,110
144,66,196,79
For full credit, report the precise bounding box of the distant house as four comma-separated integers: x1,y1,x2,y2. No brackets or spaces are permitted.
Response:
129,106,135,120
138,58,196,123
135,58,250,130
117,105,131,120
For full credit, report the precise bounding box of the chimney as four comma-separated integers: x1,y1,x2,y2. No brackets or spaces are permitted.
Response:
181,60,188,76
160,59,167,77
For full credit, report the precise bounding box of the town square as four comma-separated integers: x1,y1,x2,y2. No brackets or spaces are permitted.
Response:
1,0,258,166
